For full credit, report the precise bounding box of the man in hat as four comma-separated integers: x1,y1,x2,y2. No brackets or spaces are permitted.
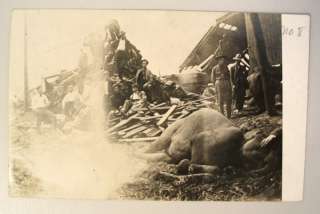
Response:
229,53,248,114
136,59,153,91
211,55,232,118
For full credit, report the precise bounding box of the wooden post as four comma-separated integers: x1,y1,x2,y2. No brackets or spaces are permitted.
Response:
244,13,273,115
24,12,29,111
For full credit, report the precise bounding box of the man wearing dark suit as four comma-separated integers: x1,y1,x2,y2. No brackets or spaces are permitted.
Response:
229,53,248,113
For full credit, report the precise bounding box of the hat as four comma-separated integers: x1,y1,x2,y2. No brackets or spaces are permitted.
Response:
215,54,227,60
141,59,149,64
165,80,175,86
120,31,126,37
208,83,214,87
233,53,242,61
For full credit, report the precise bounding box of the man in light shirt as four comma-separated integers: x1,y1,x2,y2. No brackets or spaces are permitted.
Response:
31,87,56,132
62,85,84,120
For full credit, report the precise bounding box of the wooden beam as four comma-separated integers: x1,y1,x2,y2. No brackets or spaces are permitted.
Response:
117,123,143,136
244,13,273,115
157,105,177,126
123,126,149,138
107,113,139,133
118,137,159,143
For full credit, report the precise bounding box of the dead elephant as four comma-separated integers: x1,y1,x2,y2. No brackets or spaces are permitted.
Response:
144,108,244,175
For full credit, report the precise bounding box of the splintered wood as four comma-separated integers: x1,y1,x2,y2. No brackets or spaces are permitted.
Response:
108,96,214,143
156,105,177,126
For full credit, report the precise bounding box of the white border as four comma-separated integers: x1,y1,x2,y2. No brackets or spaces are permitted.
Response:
282,14,310,201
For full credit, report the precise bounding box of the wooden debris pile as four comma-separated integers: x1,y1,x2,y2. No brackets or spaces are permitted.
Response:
106,96,215,143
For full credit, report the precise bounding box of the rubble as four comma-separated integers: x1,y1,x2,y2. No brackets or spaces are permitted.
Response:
106,96,215,142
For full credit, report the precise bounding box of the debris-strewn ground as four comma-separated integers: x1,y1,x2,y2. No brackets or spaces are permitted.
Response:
9,112,43,196
9,159,43,197
9,107,282,200
118,112,282,201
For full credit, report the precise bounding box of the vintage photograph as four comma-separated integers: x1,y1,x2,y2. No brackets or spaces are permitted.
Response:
9,10,282,200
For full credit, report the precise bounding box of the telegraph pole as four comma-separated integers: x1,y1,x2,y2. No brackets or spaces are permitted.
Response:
24,12,29,111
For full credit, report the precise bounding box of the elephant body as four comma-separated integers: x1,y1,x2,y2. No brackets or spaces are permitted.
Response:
146,108,243,168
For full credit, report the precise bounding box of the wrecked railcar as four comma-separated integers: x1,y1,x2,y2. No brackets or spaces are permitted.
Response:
178,12,282,94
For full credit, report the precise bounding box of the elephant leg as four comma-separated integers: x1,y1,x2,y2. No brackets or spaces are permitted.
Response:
134,151,173,163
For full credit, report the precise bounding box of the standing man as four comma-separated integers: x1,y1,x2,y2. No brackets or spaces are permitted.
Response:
211,55,232,118
114,31,129,79
229,53,248,114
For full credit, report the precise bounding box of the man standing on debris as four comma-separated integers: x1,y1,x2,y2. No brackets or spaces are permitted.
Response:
103,20,121,71
211,55,232,118
229,53,248,114
114,31,129,79
136,59,153,91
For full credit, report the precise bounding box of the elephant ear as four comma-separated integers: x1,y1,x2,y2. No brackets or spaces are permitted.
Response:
167,137,192,163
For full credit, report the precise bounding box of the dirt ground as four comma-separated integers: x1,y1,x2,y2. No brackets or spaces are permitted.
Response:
117,112,282,201
9,111,149,199
9,108,282,201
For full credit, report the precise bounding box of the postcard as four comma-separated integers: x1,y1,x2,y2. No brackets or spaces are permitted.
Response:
8,10,309,201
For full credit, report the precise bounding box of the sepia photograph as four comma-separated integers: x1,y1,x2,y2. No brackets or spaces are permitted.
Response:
9,10,283,201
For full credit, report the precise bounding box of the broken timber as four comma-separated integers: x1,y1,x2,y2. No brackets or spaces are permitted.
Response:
118,137,159,143
108,95,217,141
156,105,177,126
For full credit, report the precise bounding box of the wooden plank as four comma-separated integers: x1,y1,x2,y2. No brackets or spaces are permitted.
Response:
151,102,166,108
143,127,156,135
176,111,190,120
178,96,215,109
118,137,159,143
134,115,163,120
117,123,143,136
134,106,171,112
123,126,149,138
107,113,139,133
156,105,177,126
148,129,162,137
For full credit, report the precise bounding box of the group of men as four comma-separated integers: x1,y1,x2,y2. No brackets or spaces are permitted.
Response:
202,53,248,118
102,21,191,118
31,82,85,132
